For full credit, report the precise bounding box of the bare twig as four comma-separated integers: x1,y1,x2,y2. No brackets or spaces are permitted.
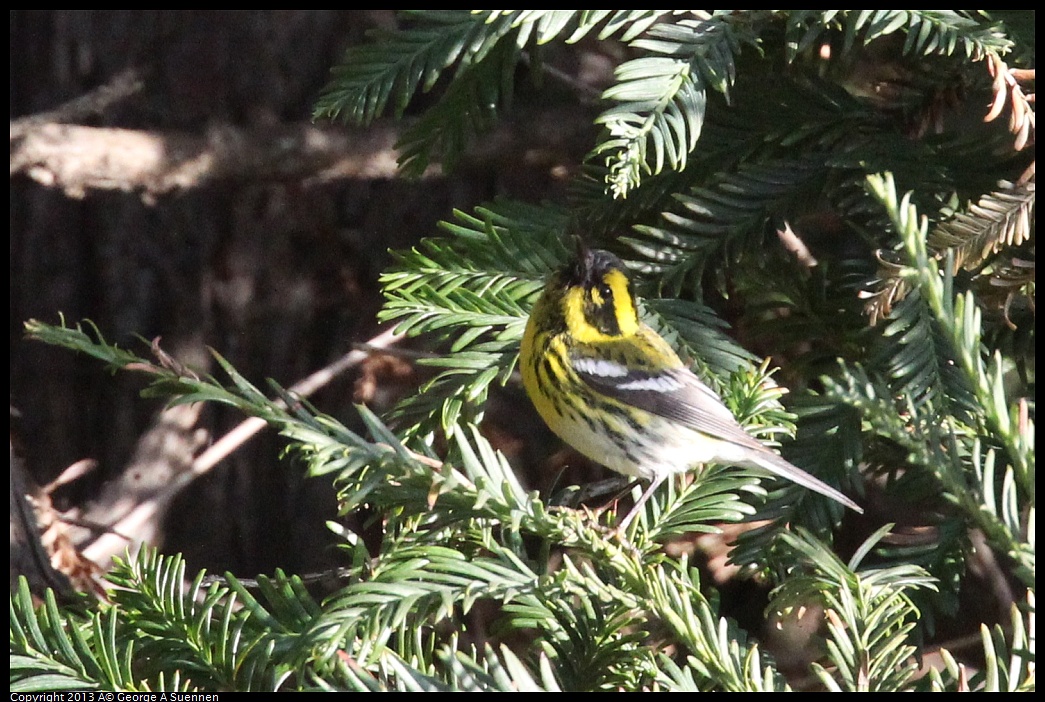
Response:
9,68,144,140
777,221,819,269
519,51,604,102
42,458,100,494
351,342,439,360
82,326,404,566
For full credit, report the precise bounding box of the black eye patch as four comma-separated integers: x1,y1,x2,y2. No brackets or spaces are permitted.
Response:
584,282,620,335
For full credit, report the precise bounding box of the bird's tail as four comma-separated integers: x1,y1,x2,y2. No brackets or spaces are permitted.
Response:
748,451,863,513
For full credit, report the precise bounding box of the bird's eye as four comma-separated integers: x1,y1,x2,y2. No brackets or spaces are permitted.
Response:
599,283,613,300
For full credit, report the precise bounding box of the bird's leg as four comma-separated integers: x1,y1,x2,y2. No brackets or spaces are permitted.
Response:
615,474,666,532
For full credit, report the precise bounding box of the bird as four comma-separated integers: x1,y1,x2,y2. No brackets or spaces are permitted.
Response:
519,244,863,530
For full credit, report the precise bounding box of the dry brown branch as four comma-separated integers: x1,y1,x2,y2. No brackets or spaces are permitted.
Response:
11,67,421,198
9,68,144,140
11,121,418,202
11,107,596,202
12,66,594,202
80,326,403,567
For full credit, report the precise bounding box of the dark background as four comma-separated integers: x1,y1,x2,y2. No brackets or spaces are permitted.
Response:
10,10,599,578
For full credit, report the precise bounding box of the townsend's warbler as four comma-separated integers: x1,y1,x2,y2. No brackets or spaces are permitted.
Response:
520,246,863,529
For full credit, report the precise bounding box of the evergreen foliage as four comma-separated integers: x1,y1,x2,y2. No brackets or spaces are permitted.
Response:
14,10,1034,692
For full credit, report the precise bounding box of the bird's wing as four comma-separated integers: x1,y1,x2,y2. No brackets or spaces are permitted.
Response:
570,346,864,514
570,352,764,452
